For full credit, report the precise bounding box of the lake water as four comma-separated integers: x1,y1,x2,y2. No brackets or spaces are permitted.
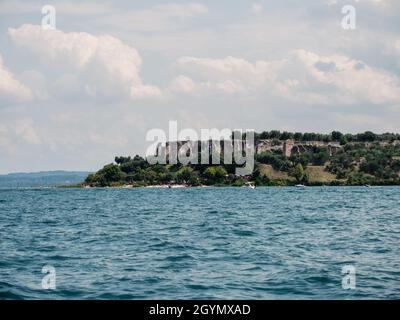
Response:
0,186,399,299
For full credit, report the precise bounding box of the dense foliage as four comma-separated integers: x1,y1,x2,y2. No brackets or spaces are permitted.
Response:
327,143,400,185
85,155,234,187
85,131,400,187
254,130,400,144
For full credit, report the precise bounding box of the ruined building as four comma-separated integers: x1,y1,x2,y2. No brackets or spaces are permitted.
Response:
155,139,343,160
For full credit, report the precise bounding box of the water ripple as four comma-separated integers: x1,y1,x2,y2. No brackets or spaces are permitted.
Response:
0,186,399,299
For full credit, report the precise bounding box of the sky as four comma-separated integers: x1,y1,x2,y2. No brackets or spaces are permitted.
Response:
0,0,399,174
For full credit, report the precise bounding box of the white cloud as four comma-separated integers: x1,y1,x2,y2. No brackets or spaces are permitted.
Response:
175,56,272,94
131,85,162,99
174,55,291,96
170,74,243,95
0,54,33,104
19,70,49,100
171,75,197,93
294,49,400,104
173,51,400,105
8,24,161,100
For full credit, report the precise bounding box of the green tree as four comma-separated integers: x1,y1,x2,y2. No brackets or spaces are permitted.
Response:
280,131,294,140
357,131,376,142
339,136,348,145
177,167,194,183
294,132,303,141
94,164,126,186
331,131,343,141
214,166,228,181
292,163,305,183
203,166,227,183
115,156,131,165
84,173,96,185
312,148,330,165
290,153,311,167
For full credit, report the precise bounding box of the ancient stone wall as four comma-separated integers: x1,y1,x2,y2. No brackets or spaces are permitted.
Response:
157,139,344,159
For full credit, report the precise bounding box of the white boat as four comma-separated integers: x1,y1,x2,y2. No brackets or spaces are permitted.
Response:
295,184,306,188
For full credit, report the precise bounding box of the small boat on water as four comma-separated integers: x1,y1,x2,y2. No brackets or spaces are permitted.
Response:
295,184,306,188
365,184,372,188
245,182,256,189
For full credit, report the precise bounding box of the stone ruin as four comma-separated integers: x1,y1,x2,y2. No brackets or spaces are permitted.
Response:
156,139,343,159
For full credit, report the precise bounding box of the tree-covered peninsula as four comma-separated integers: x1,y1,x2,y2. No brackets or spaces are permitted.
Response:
84,131,400,187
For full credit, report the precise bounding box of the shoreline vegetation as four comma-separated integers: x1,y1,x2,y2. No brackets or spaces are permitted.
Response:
82,131,400,188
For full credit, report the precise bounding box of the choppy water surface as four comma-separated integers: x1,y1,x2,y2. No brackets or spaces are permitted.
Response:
0,186,399,299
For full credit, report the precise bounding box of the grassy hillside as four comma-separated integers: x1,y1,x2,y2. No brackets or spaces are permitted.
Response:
305,166,337,184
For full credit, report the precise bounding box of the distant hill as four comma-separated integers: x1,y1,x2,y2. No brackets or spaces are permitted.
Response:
0,171,91,188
